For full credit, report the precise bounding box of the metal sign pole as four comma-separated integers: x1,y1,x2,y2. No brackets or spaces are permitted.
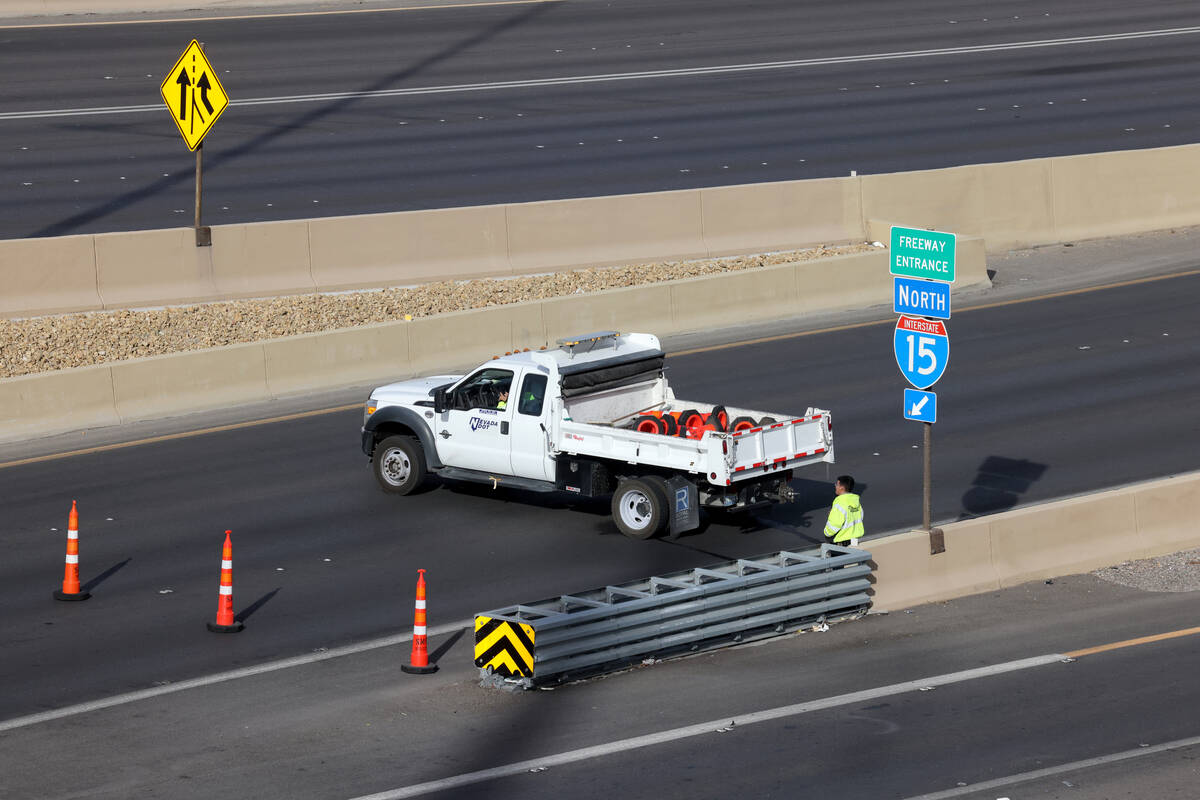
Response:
194,142,211,246
923,421,932,530
924,421,945,554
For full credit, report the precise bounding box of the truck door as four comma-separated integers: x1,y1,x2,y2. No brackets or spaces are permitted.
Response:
436,367,514,474
508,369,553,481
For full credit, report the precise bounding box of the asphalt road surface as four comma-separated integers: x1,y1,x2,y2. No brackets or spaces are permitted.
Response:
3,562,1197,799
2,259,1197,728
3,0,1200,238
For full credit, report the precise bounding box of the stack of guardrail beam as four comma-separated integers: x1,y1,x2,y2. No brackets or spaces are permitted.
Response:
474,543,872,687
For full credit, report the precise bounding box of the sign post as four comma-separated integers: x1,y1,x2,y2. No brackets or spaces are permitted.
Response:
160,40,229,247
891,226,956,553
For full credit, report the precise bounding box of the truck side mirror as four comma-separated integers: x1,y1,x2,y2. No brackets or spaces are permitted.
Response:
434,387,448,414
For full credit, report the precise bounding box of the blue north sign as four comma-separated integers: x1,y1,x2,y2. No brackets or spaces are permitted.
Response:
893,276,951,320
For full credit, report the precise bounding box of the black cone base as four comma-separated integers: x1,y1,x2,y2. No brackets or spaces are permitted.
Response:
207,620,245,633
401,663,438,674
54,590,91,601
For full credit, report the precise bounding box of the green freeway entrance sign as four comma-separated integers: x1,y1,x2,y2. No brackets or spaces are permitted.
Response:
890,226,956,283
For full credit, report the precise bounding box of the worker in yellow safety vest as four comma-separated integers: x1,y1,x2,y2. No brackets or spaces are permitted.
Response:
823,475,864,546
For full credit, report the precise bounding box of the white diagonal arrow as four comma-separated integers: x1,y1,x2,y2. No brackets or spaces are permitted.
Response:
909,396,929,416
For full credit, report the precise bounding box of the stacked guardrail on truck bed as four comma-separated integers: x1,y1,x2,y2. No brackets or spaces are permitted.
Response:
474,543,872,687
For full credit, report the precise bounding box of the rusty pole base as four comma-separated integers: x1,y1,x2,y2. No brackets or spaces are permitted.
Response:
929,526,946,555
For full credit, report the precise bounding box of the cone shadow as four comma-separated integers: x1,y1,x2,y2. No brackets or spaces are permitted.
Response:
80,558,131,593
429,627,466,665
234,587,281,623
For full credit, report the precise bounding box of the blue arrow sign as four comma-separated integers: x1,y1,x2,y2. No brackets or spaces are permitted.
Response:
903,388,937,423
894,315,949,389
893,276,951,320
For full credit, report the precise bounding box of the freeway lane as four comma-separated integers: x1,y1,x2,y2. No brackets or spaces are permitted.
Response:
1,267,1198,721
3,0,1200,237
2,568,1198,799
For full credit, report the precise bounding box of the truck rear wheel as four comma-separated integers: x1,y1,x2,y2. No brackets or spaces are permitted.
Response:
373,435,426,495
611,477,669,539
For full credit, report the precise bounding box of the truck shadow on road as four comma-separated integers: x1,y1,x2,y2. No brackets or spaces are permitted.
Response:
734,477,868,546
438,478,612,517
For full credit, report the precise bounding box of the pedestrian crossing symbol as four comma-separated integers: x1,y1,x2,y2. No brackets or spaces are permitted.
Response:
159,40,229,151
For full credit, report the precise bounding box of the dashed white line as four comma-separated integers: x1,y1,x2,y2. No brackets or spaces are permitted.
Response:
2,26,1199,121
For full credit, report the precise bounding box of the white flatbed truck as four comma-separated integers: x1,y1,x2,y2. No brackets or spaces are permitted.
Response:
361,332,834,539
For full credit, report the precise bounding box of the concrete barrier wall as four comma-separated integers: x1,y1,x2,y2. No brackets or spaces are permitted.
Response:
508,191,708,273
8,142,1199,319
1051,146,1200,244
0,235,102,317
700,177,862,257
870,471,1200,612
308,206,511,291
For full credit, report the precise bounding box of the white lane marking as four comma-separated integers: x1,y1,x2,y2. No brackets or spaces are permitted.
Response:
3,26,1199,121
0,619,470,733
902,734,1200,799
344,654,1067,800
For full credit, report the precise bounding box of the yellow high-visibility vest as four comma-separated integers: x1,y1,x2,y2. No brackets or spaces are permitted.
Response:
824,493,864,542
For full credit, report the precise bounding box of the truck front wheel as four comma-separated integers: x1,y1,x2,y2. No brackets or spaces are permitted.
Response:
373,435,427,495
611,477,668,539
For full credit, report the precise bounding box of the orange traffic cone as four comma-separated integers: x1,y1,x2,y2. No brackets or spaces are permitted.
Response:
53,500,90,601
401,569,437,674
207,530,244,633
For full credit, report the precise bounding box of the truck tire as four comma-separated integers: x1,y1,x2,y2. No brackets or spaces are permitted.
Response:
373,435,427,495
611,477,669,539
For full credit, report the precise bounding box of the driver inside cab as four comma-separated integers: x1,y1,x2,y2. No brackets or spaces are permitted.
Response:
493,375,513,409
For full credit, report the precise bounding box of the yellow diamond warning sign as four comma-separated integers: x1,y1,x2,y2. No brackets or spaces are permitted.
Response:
160,40,229,151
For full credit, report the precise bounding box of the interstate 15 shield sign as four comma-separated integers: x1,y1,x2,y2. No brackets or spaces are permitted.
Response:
894,315,949,390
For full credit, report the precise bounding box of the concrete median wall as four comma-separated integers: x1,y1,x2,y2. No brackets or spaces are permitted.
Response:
6,142,1200,319
0,242,986,442
2,248,916,440
870,471,1200,611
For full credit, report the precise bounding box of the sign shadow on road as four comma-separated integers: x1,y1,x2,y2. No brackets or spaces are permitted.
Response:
958,456,1049,520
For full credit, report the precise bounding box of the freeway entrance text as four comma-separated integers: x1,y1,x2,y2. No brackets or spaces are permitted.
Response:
890,226,956,283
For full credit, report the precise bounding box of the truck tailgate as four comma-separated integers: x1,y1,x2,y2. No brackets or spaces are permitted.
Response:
728,413,831,480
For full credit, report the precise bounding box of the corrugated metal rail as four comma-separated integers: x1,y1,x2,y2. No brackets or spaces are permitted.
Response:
474,543,872,687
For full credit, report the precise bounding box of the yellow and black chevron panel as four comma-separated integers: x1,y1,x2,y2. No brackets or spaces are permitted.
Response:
474,615,536,678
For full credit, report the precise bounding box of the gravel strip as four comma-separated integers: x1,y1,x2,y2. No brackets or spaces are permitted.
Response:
0,244,872,378
1093,548,1200,593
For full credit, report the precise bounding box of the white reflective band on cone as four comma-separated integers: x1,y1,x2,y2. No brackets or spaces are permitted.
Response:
67,531,78,539
64,554,79,564
219,585,233,595
221,560,233,569
413,626,426,635
415,600,426,609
